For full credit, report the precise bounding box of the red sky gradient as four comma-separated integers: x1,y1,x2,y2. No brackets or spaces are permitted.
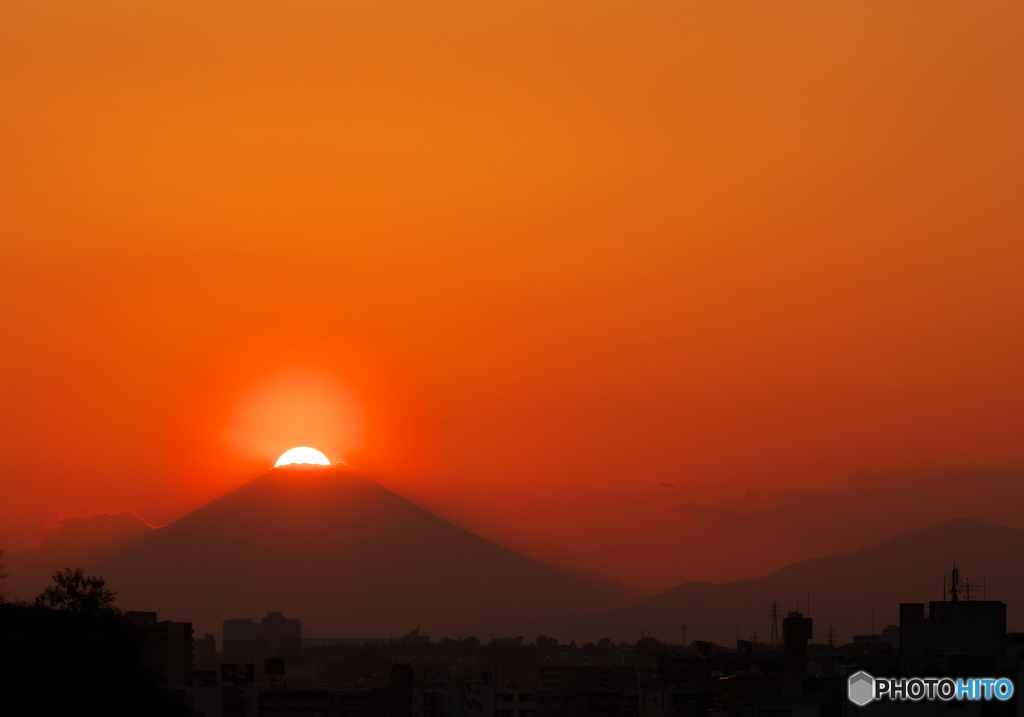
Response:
3,1,1024,591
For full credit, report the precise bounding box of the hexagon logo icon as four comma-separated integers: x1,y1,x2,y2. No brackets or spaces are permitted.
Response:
848,671,875,706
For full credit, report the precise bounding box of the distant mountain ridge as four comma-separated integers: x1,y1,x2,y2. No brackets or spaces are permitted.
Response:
445,518,1024,645
10,472,1019,647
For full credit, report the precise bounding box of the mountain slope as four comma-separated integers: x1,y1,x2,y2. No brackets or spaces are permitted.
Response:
456,519,1024,645
93,466,635,637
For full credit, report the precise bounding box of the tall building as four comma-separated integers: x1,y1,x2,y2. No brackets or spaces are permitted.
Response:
782,610,812,674
257,611,302,659
901,566,1008,658
222,618,256,668
900,600,1007,657
124,611,194,688
222,611,302,679
194,633,218,672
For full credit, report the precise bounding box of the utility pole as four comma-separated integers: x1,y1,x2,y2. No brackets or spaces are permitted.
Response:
769,601,780,648
578,658,585,717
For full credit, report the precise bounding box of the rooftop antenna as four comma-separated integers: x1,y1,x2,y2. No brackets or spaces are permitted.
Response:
807,592,811,617
964,576,979,601
825,624,836,655
950,564,960,602
769,600,780,648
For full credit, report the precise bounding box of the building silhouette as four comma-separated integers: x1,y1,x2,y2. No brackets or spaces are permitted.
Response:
782,610,813,675
900,599,1007,657
195,632,217,672
124,611,194,689
223,611,302,680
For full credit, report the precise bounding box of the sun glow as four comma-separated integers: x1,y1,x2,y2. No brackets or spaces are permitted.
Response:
275,447,331,467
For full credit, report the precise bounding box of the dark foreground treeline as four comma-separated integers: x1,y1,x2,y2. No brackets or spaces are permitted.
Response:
0,602,197,717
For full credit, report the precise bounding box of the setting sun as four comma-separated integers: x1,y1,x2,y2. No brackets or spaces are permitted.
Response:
274,447,331,468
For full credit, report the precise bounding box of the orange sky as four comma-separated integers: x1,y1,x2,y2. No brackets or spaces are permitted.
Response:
3,0,1024,590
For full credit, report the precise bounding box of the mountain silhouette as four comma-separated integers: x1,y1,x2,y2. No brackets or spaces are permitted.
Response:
88,465,636,637
451,518,1024,645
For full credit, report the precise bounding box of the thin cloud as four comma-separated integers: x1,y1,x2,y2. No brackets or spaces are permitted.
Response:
40,509,164,537
677,464,1024,554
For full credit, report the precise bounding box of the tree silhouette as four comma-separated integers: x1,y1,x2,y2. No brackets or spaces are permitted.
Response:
534,635,559,651
34,567,118,614
1,602,198,716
